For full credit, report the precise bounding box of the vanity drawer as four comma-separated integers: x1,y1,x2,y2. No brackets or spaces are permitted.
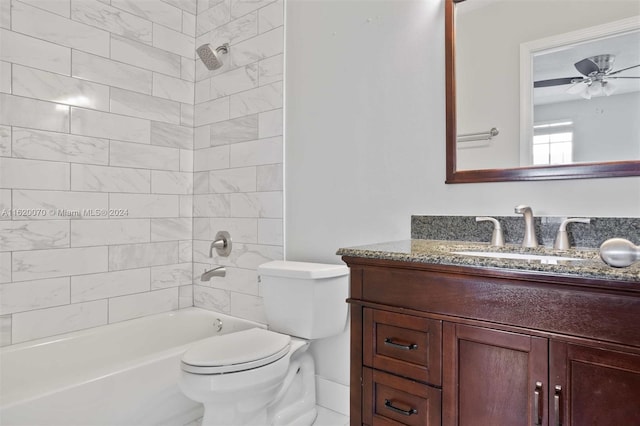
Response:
363,367,441,426
364,308,442,386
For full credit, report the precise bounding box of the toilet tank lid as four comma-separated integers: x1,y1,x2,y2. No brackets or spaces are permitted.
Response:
258,261,349,279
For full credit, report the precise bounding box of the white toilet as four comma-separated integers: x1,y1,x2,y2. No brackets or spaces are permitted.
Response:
179,261,350,426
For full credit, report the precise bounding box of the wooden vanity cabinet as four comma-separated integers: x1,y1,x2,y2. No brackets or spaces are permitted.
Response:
344,257,640,426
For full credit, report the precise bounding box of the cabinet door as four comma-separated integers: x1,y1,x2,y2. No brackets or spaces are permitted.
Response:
443,323,548,426
550,341,640,426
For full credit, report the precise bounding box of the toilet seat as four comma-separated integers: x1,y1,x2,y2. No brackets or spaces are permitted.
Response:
181,328,291,375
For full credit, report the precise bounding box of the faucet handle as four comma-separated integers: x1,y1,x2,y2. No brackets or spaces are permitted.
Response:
476,217,505,247
554,218,591,250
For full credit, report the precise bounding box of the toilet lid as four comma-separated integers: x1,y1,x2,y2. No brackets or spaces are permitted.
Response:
181,328,291,374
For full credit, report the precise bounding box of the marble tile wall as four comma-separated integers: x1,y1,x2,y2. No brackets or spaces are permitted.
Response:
192,0,284,324
0,0,198,346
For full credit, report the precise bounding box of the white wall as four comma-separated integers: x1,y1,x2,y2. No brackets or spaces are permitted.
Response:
284,0,640,403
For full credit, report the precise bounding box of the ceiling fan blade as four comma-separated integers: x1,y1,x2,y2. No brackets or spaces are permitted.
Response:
574,58,599,76
534,77,583,88
607,76,640,79
608,64,640,76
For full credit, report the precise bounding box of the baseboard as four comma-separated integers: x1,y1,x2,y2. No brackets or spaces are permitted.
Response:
315,376,349,416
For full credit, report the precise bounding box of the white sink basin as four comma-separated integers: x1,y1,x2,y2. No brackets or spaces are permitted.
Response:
452,251,584,265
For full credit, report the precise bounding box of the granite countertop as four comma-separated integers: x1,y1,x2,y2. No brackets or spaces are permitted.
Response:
337,239,640,283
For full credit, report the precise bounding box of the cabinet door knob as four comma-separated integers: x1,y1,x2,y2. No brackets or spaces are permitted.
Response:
534,381,543,426
384,399,418,416
554,385,563,426
384,338,418,350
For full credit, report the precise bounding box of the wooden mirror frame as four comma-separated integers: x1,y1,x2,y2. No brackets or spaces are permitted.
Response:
445,0,640,184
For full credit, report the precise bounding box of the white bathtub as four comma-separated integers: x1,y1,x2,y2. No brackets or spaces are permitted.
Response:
0,308,263,426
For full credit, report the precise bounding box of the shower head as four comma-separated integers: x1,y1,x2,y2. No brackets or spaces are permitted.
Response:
196,43,229,71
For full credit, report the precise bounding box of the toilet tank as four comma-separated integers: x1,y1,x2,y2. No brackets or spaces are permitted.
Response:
257,261,350,340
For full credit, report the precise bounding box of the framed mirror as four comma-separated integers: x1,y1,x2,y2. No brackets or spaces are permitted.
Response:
445,0,640,183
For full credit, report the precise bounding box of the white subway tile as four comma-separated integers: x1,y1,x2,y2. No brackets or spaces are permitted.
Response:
179,195,193,218
210,114,258,145
216,242,282,270
229,136,282,167
12,190,108,220
153,24,195,58
178,239,192,262
0,94,70,133
0,277,70,315
151,170,193,194
71,107,151,144
0,158,70,191
230,0,276,19
193,217,211,238
109,241,179,270
256,163,282,191
71,0,152,44
229,26,283,68
12,300,108,343
201,11,257,48
181,57,196,82
192,242,209,263
72,51,153,95
164,0,197,15
193,285,230,313
210,63,258,99
151,217,192,241
151,121,194,149
153,74,194,104
0,190,10,221
18,0,71,18
0,124,10,156
258,53,282,85
109,287,178,323
109,193,179,218
179,285,193,308
0,252,12,283
71,164,151,193
71,268,150,302
181,103,195,126
258,218,282,245
0,0,10,29
151,263,192,288
13,128,109,165
0,220,69,252
0,28,71,75
194,172,209,194
258,0,282,33
193,193,231,217
0,61,10,94
229,81,282,118
0,315,10,347
111,34,181,77
12,65,109,110
70,219,150,247
111,0,183,31
194,97,230,126
205,266,258,296
13,1,110,57
194,145,230,171
110,141,180,171
12,246,109,282
210,217,257,243
195,78,211,104
209,167,256,193
194,125,211,149
230,292,266,323
196,1,231,36
111,88,181,125
180,149,194,172
182,11,196,37
230,192,282,218
258,108,282,138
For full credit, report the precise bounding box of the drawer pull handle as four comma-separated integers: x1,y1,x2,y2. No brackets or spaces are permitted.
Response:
384,399,418,416
554,385,562,426
533,381,543,426
384,338,418,350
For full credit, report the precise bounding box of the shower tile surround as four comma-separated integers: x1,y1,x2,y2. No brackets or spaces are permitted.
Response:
0,0,284,346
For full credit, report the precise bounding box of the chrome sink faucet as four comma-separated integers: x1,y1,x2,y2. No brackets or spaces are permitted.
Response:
514,205,538,248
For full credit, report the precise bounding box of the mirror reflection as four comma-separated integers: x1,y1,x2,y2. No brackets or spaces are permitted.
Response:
454,0,640,172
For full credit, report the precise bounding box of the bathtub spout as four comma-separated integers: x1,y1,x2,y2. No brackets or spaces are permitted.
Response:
201,266,226,281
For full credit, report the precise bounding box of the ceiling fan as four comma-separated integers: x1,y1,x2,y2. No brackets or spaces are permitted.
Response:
534,54,640,99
